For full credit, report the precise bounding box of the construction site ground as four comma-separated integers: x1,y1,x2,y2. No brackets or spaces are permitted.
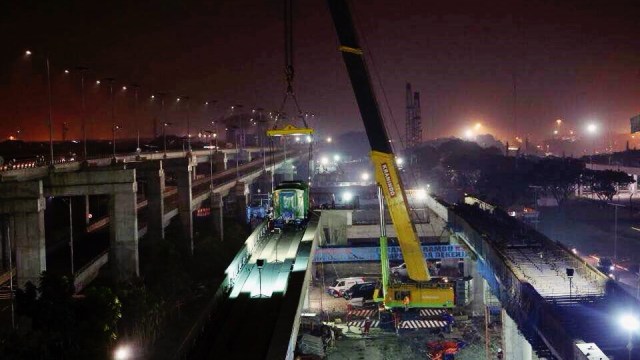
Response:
304,284,504,359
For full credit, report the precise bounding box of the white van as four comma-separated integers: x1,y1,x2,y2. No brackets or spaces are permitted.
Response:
390,263,408,277
327,277,365,297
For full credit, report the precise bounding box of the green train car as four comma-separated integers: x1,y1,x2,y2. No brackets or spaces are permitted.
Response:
272,181,309,228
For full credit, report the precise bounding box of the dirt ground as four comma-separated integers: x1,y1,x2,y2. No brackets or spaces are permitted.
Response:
304,285,503,360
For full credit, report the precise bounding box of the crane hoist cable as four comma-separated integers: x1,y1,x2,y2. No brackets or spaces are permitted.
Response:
267,0,315,185
273,0,309,131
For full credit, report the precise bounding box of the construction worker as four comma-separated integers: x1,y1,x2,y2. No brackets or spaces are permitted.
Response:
363,317,372,336
403,294,410,311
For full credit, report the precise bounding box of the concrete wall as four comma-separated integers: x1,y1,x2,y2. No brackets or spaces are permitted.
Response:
347,224,442,238
317,210,351,245
425,194,449,222
314,262,381,281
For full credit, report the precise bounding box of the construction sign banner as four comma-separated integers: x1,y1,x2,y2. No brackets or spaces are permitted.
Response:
314,244,466,263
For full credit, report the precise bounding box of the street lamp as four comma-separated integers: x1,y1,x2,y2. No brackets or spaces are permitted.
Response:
464,129,474,139
114,344,133,360
416,188,428,200
620,314,639,360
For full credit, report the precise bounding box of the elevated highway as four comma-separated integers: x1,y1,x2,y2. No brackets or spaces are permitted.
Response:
439,196,638,359
0,148,307,289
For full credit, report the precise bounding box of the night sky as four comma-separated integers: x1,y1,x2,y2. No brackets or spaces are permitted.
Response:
1,0,639,146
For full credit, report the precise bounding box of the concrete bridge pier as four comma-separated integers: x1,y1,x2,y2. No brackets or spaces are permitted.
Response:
213,152,227,171
138,161,165,240
468,259,487,316
45,168,139,281
502,309,534,360
109,188,139,281
167,157,195,255
0,181,46,287
234,181,248,223
210,192,223,241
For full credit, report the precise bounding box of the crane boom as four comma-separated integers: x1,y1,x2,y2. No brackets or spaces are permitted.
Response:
326,0,430,282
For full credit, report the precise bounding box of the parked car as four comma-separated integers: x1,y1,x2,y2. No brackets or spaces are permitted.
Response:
346,282,377,307
327,277,365,297
343,281,375,299
391,263,408,277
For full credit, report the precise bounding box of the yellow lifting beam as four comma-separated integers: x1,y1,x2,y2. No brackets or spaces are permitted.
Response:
266,124,314,137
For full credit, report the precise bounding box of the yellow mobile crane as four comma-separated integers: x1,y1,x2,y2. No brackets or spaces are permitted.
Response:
326,0,454,308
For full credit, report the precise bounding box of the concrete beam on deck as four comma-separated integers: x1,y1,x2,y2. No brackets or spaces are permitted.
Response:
44,168,137,197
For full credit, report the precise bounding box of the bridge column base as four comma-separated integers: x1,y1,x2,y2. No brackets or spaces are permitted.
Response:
469,260,486,316
143,162,165,241
167,158,195,255
502,309,533,360
210,192,223,241
0,181,47,288
109,190,139,281
14,209,46,288
234,181,248,223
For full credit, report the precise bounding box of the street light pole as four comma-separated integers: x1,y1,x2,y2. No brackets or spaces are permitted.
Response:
131,84,141,153
162,122,172,158
75,66,89,160
236,133,240,179
201,130,215,190
607,202,625,261
4,217,15,329
211,121,219,153
186,96,191,152
104,78,116,160
64,197,74,274
46,56,54,165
